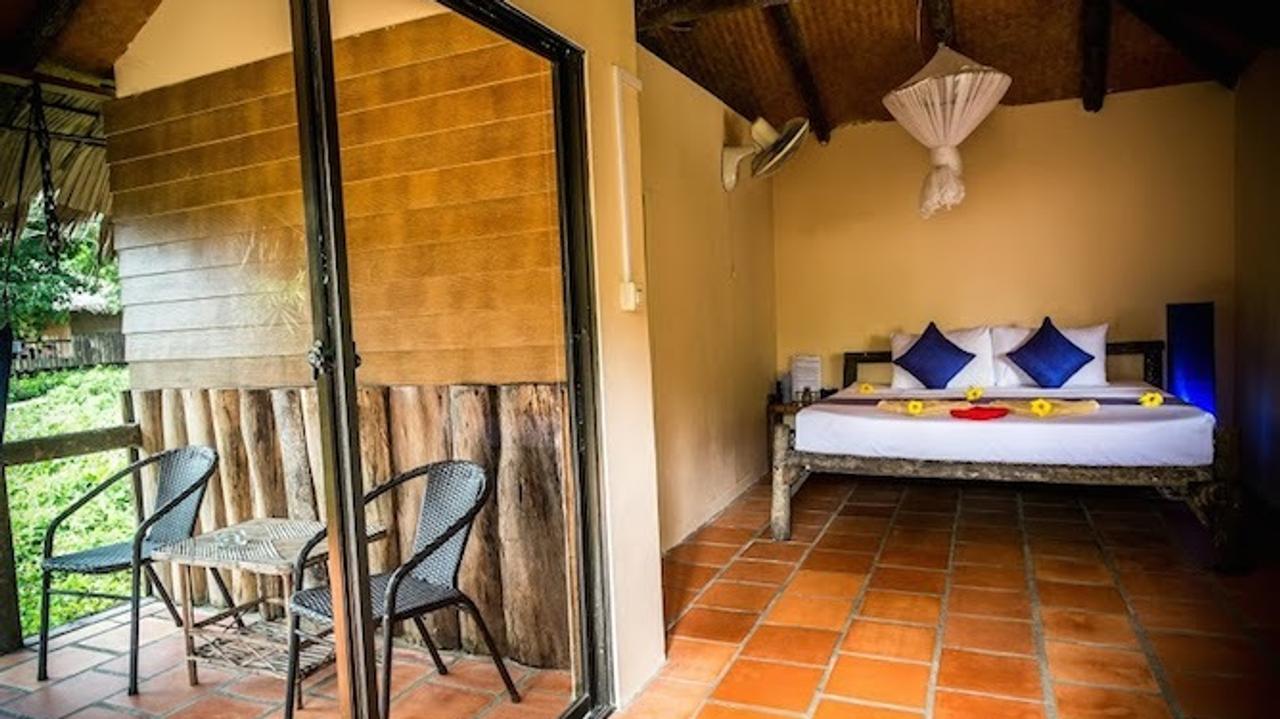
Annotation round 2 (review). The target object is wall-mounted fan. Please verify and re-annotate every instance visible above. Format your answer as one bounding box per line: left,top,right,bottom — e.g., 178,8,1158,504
721,117,809,191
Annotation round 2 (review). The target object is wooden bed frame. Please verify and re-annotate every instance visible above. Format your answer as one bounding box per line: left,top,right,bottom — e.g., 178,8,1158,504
770,341,1240,559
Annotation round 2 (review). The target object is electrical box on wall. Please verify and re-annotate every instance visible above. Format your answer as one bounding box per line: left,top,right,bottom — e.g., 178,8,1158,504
620,281,643,312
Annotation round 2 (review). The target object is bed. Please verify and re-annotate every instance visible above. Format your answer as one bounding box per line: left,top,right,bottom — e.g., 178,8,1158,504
769,341,1239,559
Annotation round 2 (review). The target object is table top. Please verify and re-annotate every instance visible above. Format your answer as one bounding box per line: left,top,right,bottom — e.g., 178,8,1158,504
152,518,382,576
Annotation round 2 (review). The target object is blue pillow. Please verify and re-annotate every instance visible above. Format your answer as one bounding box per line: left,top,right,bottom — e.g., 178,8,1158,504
894,322,976,389
1007,317,1094,388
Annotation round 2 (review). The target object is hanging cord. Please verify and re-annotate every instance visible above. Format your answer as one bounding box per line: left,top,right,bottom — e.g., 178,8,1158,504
29,83,65,264
2,112,35,318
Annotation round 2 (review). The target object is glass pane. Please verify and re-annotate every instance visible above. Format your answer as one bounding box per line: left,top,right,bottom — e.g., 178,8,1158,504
328,6,583,715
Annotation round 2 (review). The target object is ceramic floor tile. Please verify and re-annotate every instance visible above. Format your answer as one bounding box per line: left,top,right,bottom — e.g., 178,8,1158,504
1053,684,1171,719
947,586,1031,619
741,624,840,666
670,608,759,644
812,698,922,718
937,648,1042,700
764,594,853,631
740,541,807,563
668,543,741,567
1037,581,1127,614
1045,641,1158,691
933,690,1046,719
1041,607,1139,647
869,567,946,594
711,658,823,713
860,591,941,625
788,570,865,598
696,581,778,613
943,615,1035,655
842,620,935,662
825,654,929,709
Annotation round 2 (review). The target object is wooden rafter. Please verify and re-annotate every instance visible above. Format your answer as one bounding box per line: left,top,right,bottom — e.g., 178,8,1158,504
923,0,955,48
1117,0,1248,87
763,4,831,143
636,0,790,32
2,0,84,71
1081,0,1112,111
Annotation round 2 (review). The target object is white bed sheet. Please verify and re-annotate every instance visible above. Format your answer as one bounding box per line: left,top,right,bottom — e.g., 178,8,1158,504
794,382,1215,466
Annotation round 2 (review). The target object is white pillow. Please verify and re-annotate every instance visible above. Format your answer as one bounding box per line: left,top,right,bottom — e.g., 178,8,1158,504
992,322,1109,387
891,325,996,389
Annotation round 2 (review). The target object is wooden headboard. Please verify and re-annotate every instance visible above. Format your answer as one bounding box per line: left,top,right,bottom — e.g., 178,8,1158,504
843,340,1166,389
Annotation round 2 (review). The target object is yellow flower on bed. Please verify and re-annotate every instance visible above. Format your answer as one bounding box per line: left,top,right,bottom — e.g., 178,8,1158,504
906,400,925,416
858,382,875,395
1029,398,1053,417
1139,391,1165,408
965,385,984,402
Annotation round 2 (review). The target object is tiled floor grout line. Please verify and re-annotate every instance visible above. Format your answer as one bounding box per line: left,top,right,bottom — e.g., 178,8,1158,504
1081,498,1188,719
688,482,859,718
922,490,961,719
1018,490,1060,719
802,485,906,718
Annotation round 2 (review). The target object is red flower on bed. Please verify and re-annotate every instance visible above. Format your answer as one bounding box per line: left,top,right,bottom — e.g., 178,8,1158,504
950,406,1010,421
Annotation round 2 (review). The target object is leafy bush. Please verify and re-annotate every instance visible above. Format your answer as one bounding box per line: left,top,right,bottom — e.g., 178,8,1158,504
9,369,79,403
6,366,132,637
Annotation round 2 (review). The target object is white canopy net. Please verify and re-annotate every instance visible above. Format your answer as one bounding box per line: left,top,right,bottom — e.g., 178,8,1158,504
882,45,1011,218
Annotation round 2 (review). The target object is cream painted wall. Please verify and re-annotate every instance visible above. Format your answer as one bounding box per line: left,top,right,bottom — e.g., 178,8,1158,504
115,0,447,96
114,0,666,704
638,49,776,551
1234,51,1280,505
773,83,1237,415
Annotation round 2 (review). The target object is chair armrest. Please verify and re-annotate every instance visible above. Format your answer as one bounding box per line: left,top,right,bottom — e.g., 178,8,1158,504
43,454,164,561
293,527,329,592
362,463,434,507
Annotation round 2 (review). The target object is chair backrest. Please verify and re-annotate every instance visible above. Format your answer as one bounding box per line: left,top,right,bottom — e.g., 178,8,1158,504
146,446,218,545
407,461,489,587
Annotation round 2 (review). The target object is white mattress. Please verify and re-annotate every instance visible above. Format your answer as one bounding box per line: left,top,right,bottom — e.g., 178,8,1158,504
794,382,1215,467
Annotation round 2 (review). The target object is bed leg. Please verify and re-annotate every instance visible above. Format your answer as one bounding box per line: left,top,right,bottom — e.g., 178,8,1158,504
1191,429,1248,572
771,465,792,542
771,422,795,541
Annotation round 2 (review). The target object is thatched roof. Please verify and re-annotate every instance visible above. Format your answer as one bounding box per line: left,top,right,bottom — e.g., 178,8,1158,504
638,1,1275,142
0,0,159,254
0,81,110,247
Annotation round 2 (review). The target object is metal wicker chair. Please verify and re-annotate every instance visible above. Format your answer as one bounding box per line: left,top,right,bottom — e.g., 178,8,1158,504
37,445,222,695
284,460,520,719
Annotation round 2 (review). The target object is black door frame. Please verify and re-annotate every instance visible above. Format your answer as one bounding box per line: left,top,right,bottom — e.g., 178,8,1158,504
290,0,613,716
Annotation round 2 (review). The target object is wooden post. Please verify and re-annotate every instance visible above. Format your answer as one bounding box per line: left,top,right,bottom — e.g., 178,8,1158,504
0,466,21,652
299,388,327,520
209,389,257,606
132,390,170,596
387,385,458,648
241,389,287,616
161,389,206,604
182,389,229,606
272,389,319,522
771,420,793,541
449,385,506,655
356,387,398,575
497,384,570,667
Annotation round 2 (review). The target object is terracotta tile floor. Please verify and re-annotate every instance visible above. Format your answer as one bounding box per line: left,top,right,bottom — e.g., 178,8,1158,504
0,602,571,719
634,476,1280,719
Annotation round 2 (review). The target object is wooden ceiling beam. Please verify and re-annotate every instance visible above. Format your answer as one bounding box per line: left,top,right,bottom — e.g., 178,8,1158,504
1080,0,1112,112
763,4,831,143
1117,0,1248,87
636,0,791,33
924,0,955,48
2,0,84,71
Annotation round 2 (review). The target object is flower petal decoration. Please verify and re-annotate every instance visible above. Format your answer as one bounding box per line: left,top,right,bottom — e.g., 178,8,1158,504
906,400,926,416
965,385,984,402
1029,398,1054,417
858,382,876,395
1139,391,1165,408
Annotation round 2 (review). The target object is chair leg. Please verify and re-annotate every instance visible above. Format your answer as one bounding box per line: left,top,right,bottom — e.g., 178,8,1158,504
380,617,395,719
36,570,53,681
128,564,143,695
283,612,302,719
145,564,183,627
411,616,448,676
459,598,520,703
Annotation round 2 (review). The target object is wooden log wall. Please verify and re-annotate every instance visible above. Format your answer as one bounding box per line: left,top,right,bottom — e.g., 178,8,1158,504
129,382,572,669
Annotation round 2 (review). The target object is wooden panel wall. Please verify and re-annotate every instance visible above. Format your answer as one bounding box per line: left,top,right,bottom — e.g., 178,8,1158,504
103,13,564,390
132,382,572,669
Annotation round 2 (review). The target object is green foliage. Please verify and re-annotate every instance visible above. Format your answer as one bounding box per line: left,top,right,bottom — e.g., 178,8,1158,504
6,366,132,636
8,369,77,403
1,197,118,340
